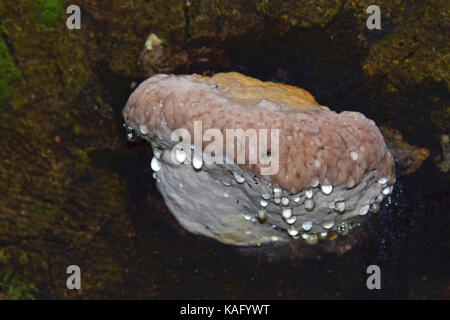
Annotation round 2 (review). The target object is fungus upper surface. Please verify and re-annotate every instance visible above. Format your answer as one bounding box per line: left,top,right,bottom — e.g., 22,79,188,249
123,72,395,194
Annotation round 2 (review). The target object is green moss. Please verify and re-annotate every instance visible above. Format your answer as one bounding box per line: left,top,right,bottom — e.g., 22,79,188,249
362,0,449,89
33,200,56,214
35,0,65,28
0,269,37,300
0,31,21,102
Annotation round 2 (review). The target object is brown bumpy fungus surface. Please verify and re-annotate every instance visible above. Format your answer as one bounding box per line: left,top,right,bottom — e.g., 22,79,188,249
123,72,395,193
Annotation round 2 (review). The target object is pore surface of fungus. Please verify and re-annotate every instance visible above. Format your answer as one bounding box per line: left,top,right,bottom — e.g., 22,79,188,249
123,72,395,246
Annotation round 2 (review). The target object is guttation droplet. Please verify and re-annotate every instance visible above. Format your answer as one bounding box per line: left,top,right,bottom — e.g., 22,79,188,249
370,203,381,213
305,199,315,211
285,216,296,224
321,184,333,195
319,231,328,240
175,148,187,163
192,156,203,170
301,221,312,231
273,187,282,198
305,234,318,245
262,193,271,200
126,125,140,142
139,124,149,135
287,226,299,237
153,148,163,159
335,201,345,213
282,208,292,220
337,223,349,236
359,204,370,216
234,172,245,183
382,186,391,195
257,209,267,222
151,157,161,172
322,220,334,230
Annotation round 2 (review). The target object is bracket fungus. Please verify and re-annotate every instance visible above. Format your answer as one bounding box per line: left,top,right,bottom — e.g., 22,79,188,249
123,72,395,246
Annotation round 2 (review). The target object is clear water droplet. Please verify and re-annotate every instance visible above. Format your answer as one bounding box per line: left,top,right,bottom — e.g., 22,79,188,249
335,200,346,213
285,216,296,224
153,147,163,159
305,199,315,211
139,124,149,135
125,125,140,142
192,155,203,170
257,209,267,222
261,193,271,200
287,226,299,237
242,213,252,221
337,222,349,236
359,204,370,216
322,220,334,230
321,184,333,195
273,187,282,198
376,193,384,202
350,151,358,160
175,148,187,163
281,208,292,220
305,234,318,245
233,172,245,183
318,231,328,240
370,202,381,213
151,157,161,172
301,221,313,231
378,177,388,185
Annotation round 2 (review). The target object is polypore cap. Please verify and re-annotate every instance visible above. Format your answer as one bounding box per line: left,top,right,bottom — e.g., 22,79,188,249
123,72,395,193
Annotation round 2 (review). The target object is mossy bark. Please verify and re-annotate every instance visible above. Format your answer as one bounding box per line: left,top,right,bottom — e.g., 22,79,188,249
0,0,448,298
